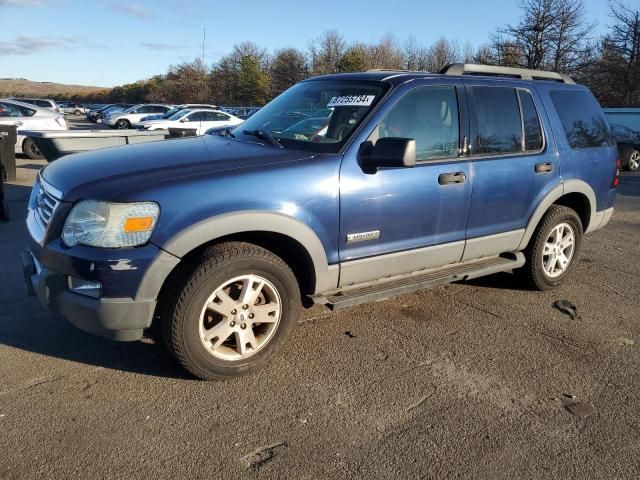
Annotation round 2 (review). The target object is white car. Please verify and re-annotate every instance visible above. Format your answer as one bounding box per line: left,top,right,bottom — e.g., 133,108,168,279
140,109,243,135
10,97,60,113
0,98,67,159
104,104,172,129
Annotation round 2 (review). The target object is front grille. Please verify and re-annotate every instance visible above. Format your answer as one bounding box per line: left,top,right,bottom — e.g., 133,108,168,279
33,180,60,230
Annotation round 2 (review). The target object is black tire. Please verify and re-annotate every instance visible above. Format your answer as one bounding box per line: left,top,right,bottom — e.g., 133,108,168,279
115,119,131,129
161,242,300,380
22,138,44,160
73,110,82,116
519,205,583,291
625,149,640,172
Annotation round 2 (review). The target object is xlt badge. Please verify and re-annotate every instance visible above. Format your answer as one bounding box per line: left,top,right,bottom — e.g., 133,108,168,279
346,230,380,244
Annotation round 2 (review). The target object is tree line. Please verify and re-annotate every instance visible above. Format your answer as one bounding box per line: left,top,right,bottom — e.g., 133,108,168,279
75,0,640,108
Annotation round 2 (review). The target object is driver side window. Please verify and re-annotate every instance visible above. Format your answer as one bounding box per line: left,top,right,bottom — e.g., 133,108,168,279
376,86,460,161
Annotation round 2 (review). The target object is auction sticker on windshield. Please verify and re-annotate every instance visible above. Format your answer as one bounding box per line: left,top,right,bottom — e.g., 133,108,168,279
327,95,376,107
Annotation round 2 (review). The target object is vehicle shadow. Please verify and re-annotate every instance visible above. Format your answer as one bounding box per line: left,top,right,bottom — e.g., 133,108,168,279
462,271,532,292
619,172,640,197
0,182,194,380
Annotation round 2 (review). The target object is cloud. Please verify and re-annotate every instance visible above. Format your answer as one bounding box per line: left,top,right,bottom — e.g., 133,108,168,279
0,35,106,55
109,2,153,19
140,42,184,51
0,0,45,6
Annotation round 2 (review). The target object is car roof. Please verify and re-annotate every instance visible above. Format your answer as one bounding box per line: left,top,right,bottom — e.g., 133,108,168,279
0,98,57,114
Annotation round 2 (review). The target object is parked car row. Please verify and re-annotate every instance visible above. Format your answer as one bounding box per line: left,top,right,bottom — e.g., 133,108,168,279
0,98,67,159
140,106,243,135
85,104,134,123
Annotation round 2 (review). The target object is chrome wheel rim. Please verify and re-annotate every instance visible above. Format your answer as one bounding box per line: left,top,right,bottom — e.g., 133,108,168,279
116,121,128,129
542,222,575,278
630,151,640,171
198,274,281,361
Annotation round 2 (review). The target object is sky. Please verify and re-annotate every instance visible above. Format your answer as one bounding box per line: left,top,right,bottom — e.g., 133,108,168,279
0,0,614,88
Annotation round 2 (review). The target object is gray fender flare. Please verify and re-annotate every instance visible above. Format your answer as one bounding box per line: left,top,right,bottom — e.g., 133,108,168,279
518,179,597,250
159,211,338,294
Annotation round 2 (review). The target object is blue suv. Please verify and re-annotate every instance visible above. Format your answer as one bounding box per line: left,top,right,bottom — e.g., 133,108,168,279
22,64,618,380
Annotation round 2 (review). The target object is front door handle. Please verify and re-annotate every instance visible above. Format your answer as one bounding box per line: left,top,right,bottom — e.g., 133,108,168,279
438,172,466,185
535,162,553,174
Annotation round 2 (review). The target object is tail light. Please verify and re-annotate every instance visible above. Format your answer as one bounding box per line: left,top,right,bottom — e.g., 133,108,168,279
54,115,67,129
612,158,621,187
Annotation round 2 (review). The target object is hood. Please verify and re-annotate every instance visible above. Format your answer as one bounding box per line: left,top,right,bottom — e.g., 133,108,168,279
42,135,316,202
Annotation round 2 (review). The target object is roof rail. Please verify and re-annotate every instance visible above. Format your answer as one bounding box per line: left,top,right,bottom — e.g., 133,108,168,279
367,68,415,73
440,63,575,84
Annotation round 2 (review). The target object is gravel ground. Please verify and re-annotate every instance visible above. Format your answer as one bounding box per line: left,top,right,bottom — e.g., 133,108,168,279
0,148,639,479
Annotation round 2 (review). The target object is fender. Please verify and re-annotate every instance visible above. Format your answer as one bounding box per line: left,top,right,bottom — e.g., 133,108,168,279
159,211,338,294
518,179,597,250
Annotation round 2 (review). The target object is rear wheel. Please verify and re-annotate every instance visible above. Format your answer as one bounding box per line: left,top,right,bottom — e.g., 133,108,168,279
162,242,300,380
73,109,82,116
115,119,131,129
626,149,640,172
519,205,583,290
22,138,44,160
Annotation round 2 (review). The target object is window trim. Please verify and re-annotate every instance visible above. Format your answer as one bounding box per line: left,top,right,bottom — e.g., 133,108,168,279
516,88,546,155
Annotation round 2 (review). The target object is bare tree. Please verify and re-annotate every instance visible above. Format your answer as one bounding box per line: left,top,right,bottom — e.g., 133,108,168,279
269,48,308,96
308,30,346,75
425,37,461,72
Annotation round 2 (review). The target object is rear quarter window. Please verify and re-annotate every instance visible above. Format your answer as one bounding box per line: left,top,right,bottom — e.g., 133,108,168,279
550,90,612,149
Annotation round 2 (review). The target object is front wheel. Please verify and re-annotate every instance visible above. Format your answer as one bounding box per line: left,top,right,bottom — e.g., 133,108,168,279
115,119,131,129
626,149,640,172
22,138,44,160
519,205,583,290
162,242,300,380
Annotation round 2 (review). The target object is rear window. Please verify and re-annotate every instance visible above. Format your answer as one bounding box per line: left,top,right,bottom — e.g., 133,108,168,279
550,90,612,149
474,87,522,155
518,90,543,151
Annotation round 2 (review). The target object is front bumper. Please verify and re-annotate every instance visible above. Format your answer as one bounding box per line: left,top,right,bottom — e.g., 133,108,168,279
22,251,155,341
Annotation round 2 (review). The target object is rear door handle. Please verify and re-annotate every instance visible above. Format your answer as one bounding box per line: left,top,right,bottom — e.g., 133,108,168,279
438,172,466,185
535,162,553,173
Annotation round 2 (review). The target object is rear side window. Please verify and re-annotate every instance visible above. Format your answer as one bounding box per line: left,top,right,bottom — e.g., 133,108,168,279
35,100,51,108
518,90,543,151
550,90,611,149
473,87,522,155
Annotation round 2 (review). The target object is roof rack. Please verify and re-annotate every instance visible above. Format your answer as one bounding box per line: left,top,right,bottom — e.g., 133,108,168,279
440,63,575,84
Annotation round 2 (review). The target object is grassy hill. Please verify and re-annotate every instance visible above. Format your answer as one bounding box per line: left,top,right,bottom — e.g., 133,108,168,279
0,78,109,99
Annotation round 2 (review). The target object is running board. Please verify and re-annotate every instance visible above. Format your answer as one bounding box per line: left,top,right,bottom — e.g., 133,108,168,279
313,253,525,311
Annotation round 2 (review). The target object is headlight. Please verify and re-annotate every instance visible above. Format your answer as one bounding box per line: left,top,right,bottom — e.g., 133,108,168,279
62,200,159,248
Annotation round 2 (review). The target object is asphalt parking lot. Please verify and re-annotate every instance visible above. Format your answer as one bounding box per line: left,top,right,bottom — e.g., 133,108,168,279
1,147,639,478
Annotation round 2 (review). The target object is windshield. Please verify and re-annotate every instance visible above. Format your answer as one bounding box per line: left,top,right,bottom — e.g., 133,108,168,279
168,109,192,121
162,107,183,119
233,80,388,153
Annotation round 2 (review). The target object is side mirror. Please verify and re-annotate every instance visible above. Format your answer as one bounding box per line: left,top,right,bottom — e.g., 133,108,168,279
358,137,416,174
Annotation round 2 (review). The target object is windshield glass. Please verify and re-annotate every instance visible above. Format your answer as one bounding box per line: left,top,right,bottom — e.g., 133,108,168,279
168,109,192,121
162,107,183,119
233,80,388,153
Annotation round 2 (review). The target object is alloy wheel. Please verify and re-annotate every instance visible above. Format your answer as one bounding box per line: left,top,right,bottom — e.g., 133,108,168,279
542,222,575,278
198,274,281,361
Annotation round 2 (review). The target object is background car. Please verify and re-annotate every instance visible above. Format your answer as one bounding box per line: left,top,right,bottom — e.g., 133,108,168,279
0,98,67,159
86,104,134,123
10,97,60,113
59,102,88,116
610,124,640,171
142,108,242,134
104,104,172,129
138,104,219,123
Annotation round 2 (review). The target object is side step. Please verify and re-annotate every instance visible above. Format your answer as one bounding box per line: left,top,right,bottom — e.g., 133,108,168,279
313,253,525,311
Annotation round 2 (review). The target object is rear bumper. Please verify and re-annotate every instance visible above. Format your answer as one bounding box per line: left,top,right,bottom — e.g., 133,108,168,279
22,250,156,341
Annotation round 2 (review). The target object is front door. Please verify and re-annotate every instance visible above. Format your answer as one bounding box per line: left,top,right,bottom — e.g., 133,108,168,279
338,81,473,286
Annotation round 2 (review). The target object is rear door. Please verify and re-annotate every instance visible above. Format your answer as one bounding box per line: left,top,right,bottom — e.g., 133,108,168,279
462,80,559,260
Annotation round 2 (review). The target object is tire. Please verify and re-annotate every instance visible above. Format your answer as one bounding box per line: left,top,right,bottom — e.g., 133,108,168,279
22,138,44,160
73,110,82,116
115,119,131,129
161,242,300,380
519,205,583,290
625,149,640,172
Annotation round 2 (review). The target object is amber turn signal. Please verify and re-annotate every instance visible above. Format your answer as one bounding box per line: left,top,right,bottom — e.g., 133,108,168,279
123,216,154,232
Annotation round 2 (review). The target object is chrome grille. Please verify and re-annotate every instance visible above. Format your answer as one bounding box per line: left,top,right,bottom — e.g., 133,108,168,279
33,180,60,230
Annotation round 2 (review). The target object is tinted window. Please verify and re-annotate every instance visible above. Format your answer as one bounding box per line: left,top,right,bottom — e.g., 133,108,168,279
0,102,35,117
518,90,543,151
35,100,51,108
186,112,205,122
207,112,230,121
551,90,611,149
378,86,460,161
474,87,522,155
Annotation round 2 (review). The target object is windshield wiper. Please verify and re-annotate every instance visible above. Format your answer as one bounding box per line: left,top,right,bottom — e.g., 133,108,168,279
212,126,236,138
243,129,283,148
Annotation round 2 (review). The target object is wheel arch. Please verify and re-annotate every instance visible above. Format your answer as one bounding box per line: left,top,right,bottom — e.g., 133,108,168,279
518,180,596,250
158,211,338,297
